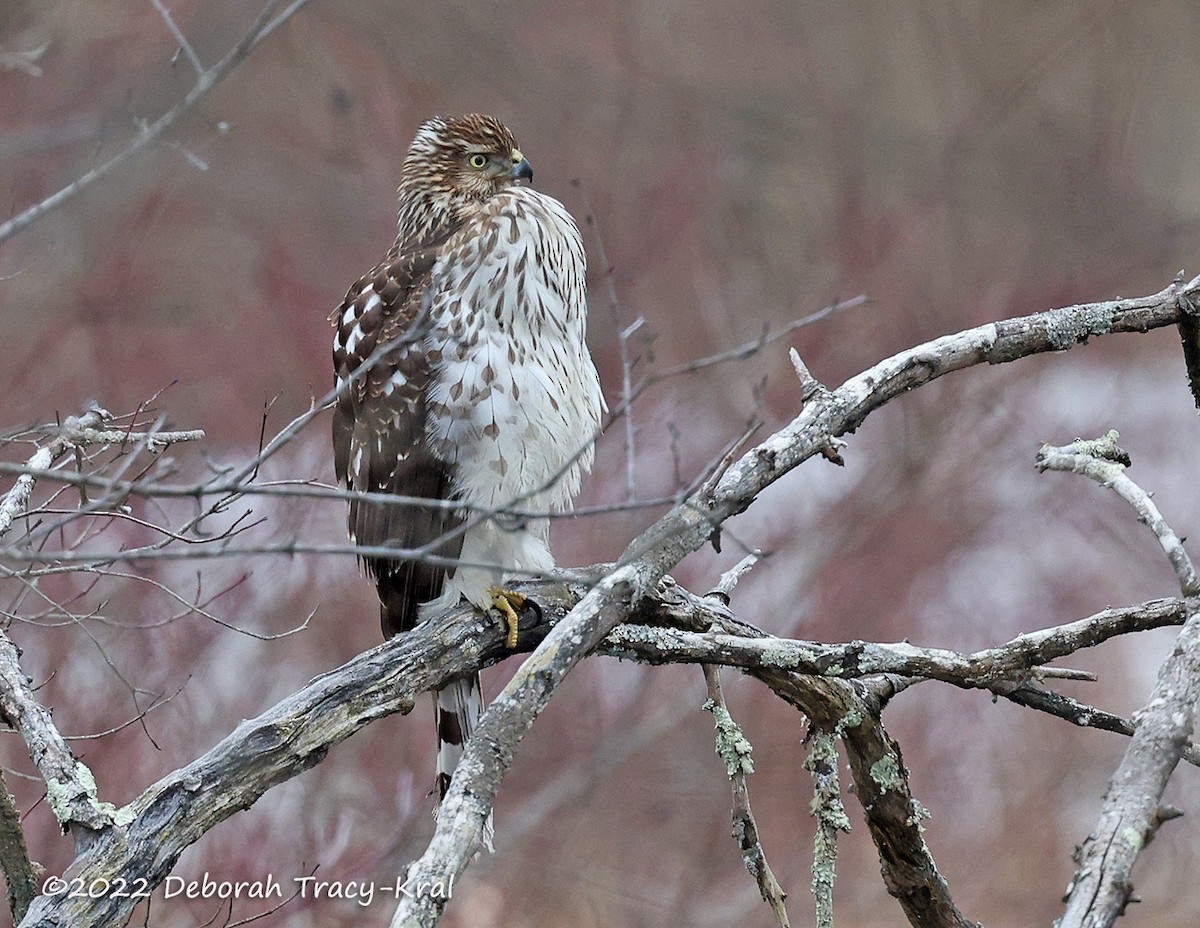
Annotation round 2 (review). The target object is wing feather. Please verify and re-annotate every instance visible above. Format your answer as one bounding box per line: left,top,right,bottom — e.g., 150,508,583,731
331,247,464,636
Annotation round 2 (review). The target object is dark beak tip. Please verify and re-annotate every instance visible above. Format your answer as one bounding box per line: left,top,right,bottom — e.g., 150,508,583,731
512,159,534,183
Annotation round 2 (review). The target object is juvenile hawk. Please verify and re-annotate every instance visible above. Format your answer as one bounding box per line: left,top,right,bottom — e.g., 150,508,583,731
331,115,604,814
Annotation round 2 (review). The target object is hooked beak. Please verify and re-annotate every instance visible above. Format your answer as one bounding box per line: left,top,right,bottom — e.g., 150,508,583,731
510,153,533,183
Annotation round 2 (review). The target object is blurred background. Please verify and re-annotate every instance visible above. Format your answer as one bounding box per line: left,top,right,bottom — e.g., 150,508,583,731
4,1,1200,925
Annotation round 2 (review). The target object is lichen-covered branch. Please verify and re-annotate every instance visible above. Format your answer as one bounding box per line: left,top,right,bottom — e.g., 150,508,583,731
0,625,127,853
759,669,970,928
16,599,510,927
603,598,1200,762
604,598,1185,687
703,665,790,927
390,274,1200,928
0,766,40,923
805,731,850,928
11,570,1188,927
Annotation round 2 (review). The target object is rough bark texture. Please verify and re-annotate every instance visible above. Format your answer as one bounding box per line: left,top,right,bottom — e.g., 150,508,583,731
8,277,1200,927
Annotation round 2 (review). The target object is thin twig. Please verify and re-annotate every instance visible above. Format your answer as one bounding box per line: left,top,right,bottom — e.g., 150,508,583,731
706,550,762,604
574,181,640,500
1037,431,1199,595
647,295,869,384
0,408,112,538
149,0,204,75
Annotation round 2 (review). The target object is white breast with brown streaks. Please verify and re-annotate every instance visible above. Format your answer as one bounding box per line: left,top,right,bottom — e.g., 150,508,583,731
420,186,604,610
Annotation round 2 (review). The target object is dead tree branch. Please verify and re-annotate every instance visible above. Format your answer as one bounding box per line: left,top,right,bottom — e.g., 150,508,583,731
0,625,125,850
14,599,504,927
1039,436,1200,928
10,277,1200,928
805,730,850,928
391,275,1200,928
0,766,39,923
10,574,1191,927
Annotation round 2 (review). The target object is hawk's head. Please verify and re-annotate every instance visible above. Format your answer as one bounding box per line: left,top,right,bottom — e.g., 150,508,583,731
396,114,533,243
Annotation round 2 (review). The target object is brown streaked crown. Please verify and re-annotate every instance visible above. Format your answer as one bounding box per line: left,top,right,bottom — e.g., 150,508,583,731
395,114,527,246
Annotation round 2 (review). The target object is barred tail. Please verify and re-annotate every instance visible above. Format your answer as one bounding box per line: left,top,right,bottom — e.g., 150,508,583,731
433,673,494,849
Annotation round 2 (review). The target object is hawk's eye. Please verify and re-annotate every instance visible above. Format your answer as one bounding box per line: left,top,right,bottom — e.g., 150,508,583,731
468,153,489,169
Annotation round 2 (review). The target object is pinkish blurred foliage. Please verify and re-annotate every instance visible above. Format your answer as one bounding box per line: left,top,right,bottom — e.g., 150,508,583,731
4,1,1200,926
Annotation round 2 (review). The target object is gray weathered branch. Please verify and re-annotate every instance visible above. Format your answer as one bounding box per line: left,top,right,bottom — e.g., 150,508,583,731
1040,437,1200,928
0,625,125,851
12,572,1188,927
390,273,1200,927
0,766,39,923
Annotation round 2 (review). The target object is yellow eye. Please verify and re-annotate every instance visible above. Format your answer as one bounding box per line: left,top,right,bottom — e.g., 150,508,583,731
468,153,488,169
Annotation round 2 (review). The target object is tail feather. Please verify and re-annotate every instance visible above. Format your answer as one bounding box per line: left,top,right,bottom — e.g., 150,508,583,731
434,673,494,850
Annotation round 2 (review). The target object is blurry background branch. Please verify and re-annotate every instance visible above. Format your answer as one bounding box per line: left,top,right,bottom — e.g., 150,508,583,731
0,0,311,246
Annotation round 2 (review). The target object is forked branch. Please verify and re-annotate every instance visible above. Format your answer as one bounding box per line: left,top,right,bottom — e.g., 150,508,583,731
1040,436,1200,928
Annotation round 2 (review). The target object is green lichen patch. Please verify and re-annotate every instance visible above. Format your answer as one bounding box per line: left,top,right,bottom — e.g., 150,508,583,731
869,753,903,792
703,698,755,777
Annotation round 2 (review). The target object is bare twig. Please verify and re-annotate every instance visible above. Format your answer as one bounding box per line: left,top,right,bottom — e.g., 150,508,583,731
1037,431,1199,594
647,295,869,384
72,427,205,450
0,408,112,539
706,550,762,604
576,185,640,500
150,0,204,75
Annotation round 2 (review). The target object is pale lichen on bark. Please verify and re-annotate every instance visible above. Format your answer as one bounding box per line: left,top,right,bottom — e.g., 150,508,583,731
703,697,755,777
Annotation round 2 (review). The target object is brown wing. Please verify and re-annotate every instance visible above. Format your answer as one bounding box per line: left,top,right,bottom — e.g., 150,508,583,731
331,247,464,637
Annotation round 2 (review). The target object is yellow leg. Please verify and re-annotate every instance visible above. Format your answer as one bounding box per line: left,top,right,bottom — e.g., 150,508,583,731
489,587,529,649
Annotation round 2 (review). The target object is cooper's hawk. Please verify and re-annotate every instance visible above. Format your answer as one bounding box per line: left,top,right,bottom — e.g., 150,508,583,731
331,115,604,824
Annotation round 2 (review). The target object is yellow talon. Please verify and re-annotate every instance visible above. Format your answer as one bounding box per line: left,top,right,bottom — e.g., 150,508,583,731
489,588,527,649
